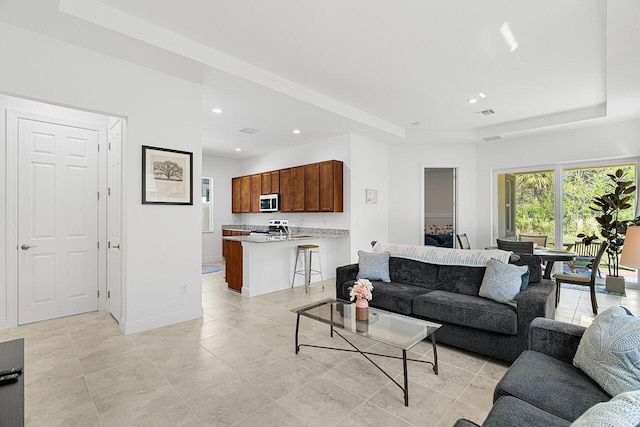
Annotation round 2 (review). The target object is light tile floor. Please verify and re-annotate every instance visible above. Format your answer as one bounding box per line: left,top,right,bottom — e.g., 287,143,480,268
3,266,640,426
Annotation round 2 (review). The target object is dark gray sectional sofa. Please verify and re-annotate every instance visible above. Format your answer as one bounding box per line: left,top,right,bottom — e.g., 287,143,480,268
335,253,556,362
454,318,611,426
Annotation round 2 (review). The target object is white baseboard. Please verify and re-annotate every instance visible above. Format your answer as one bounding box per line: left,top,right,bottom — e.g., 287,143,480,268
202,256,223,264
120,307,203,335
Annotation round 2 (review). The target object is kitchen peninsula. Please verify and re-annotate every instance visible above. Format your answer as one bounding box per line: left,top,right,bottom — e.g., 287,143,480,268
222,225,349,296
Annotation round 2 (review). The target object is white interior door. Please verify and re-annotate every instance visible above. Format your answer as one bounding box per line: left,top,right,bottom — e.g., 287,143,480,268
18,117,99,324
107,118,122,321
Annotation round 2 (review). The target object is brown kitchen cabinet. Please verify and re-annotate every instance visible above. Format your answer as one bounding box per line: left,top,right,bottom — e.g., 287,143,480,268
240,176,251,212
226,240,243,292
222,230,232,257
231,178,241,213
304,163,320,211
279,168,292,212
261,173,271,195
231,160,343,213
292,166,305,212
270,170,280,194
250,174,261,212
319,160,343,212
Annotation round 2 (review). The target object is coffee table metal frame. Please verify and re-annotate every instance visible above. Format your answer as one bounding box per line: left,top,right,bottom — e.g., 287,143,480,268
292,299,441,406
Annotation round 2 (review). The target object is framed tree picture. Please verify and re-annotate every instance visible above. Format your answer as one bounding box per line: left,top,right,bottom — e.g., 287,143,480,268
142,145,193,205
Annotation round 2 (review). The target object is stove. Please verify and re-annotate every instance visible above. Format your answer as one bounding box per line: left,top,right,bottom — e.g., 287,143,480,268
268,219,289,234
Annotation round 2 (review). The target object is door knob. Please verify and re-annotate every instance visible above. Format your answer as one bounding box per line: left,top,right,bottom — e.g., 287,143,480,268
112,244,120,249
20,244,37,250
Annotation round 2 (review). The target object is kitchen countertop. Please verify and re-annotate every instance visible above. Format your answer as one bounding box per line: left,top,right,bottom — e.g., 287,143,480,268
221,225,349,241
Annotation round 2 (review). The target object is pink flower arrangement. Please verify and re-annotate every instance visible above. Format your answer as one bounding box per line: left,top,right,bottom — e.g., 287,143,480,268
349,278,374,301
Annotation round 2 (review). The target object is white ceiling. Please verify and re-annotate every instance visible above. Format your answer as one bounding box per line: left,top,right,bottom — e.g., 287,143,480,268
2,0,640,158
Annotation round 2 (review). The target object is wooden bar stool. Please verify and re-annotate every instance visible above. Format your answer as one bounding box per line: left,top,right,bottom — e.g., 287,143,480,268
291,244,324,292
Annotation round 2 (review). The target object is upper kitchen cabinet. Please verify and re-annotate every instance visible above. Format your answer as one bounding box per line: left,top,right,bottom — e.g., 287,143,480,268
250,174,261,212
230,160,343,213
320,160,343,212
232,177,242,213
270,171,280,194
292,166,305,212
261,173,271,195
279,168,292,212
240,175,251,212
305,163,320,211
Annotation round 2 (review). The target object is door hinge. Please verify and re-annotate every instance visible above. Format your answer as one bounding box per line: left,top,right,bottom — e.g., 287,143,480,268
108,241,111,249
97,289,100,297
108,142,111,150
108,290,111,299
108,187,111,196
98,144,100,152
97,241,100,249
97,191,100,200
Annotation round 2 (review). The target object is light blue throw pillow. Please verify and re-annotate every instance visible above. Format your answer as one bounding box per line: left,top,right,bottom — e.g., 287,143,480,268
479,259,528,307
570,390,640,427
573,306,640,397
356,250,391,282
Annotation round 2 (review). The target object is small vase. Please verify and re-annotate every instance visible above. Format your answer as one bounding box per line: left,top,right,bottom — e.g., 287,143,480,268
355,298,369,321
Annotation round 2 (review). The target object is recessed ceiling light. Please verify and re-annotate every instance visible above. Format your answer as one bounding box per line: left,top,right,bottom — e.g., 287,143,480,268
235,148,242,152
478,93,487,98
211,108,223,114
292,129,301,134
468,98,478,104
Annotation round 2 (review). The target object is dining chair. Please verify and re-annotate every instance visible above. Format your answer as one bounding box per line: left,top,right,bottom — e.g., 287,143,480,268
569,240,603,277
456,233,470,249
519,234,548,248
552,241,608,314
497,239,534,254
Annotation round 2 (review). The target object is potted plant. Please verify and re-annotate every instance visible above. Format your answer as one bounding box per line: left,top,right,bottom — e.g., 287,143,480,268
590,169,637,292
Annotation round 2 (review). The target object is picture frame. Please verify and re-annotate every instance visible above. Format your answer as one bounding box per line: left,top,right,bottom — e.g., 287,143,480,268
366,188,378,204
142,145,193,205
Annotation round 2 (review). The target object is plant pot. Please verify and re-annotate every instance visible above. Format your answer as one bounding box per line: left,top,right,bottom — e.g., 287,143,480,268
605,275,625,294
355,298,369,321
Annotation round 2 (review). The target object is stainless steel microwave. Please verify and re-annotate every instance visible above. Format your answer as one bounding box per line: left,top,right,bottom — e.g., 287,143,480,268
260,194,279,212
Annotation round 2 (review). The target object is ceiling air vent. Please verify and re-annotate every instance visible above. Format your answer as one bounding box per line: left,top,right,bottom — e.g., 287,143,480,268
482,135,503,142
476,109,495,116
239,128,259,134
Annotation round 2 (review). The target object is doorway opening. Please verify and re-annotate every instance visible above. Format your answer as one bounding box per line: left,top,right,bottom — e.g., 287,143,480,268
423,168,457,248
1,94,124,328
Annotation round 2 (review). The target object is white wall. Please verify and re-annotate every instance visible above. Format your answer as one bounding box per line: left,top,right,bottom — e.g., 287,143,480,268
202,155,242,262
0,23,203,333
475,119,640,248
235,134,352,230
388,143,478,247
350,134,389,261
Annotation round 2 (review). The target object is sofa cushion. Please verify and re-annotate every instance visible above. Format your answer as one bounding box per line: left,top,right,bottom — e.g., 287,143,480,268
388,257,438,289
479,259,529,307
570,390,640,427
356,250,391,282
412,290,517,335
495,350,610,422
437,265,486,296
367,282,432,315
510,254,542,283
482,396,570,427
573,306,640,397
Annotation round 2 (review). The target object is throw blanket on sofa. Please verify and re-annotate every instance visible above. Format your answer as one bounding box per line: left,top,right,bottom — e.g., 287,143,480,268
372,242,512,267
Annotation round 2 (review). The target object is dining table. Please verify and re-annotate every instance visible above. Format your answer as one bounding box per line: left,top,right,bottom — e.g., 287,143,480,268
533,248,578,280
485,246,577,280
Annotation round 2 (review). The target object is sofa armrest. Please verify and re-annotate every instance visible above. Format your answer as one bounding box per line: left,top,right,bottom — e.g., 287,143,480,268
335,263,358,300
529,317,586,364
514,279,556,357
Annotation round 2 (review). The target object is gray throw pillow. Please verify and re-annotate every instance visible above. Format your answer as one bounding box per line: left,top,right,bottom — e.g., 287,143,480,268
573,306,640,396
356,250,391,282
570,390,640,427
479,259,528,307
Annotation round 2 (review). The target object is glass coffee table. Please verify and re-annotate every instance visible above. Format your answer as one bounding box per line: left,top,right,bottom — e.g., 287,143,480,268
292,299,441,406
